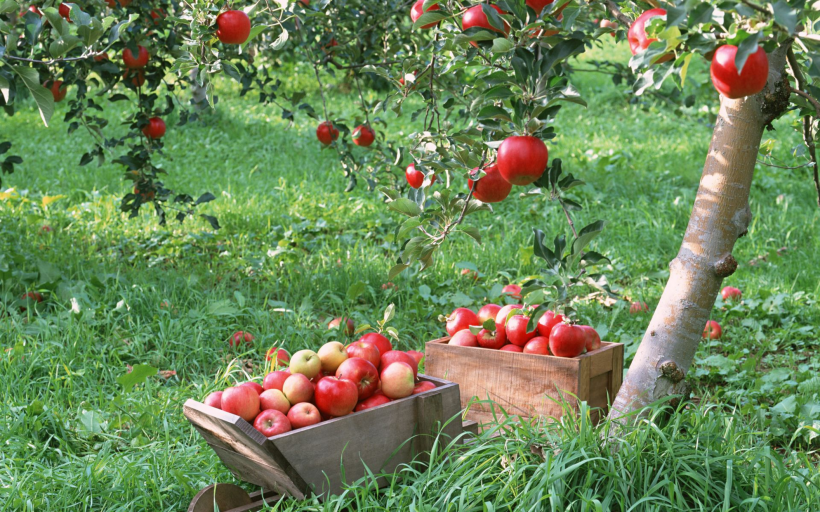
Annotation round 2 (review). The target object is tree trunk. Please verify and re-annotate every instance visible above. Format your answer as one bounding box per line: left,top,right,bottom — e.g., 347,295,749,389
190,68,208,111
609,46,792,419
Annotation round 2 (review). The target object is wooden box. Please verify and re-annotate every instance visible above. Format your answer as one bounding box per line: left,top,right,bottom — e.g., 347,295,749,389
425,339,624,426
183,375,467,503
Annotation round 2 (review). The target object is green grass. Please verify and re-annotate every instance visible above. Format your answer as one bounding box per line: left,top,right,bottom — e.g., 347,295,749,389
1,41,819,510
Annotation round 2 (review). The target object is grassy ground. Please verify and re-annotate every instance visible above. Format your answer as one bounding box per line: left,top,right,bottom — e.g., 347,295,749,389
1,41,819,510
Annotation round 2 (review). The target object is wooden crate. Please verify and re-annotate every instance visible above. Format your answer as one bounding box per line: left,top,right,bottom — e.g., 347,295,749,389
425,338,624,426
183,374,468,506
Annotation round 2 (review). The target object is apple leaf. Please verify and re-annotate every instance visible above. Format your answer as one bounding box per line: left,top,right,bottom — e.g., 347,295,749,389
346,281,366,301
116,364,158,392
387,198,422,217
11,66,54,126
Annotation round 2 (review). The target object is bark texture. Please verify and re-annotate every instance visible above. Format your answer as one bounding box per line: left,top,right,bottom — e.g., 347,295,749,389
609,46,791,419
190,68,208,111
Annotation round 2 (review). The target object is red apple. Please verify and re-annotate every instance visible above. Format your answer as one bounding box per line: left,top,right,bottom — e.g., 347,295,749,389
360,332,392,356
58,2,71,21
549,323,586,358
710,45,768,99
345,341,381,368
461,268,479,280
263,370,290,391
578,325,601,352
449,330,478,347
289,349,321,378
462,4,509,48
335,357,380,400
318,341,348,373
352,125,375,147
497,136,548,186
239,381,264,395
721,286,742,301
412,381,437,395
477,304,502,325
380,362,415,399
123,69,145,87
266,347,290,367
287,402,321,428
506,314,537,347
410,0,440,29
122,45,149,69
328,316,355,335
379,351,418,378
314,377,359,417
316,121,339,145
627,8,673,63
259,389,291,414
468,163,513,203
216,9,251,45
629,301,649,314
445,307,480,336
500,344,523,352
355,392,392,411
253,409,291,437
405,163,436,189
526,0,555,14
141,117,166,140
523,336,550,355
221,386,260,421
282,373,314,404
203,391,223,409
703,320,722,339
536,311,564,338
44,80,67,103
477,326,507,349
495,304,523,329
406,350,424,365
502,284,522,300
229,331,253,347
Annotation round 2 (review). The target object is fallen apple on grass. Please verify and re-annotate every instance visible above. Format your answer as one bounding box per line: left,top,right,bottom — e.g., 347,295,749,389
230,331,254,347
703,320,722,339
266,347,290,366
721,286,742,301
328,317,355,335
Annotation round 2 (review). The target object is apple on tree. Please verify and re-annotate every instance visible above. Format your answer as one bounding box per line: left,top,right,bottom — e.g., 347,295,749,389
497,136,548,186
122,45,150,69
215,9,251,45
316,121,339,145
468,164,512,203
405,163,436,189
627,9,674,63
710,46,769,99
410,0,440,29
141,117,166,140
44,81,67,103
352,125,376,147
461,4,510,48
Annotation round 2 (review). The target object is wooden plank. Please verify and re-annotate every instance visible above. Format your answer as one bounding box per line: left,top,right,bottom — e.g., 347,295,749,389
188,483,251,512
588,343,617,378
414,392,443,460
577,357,591,403
461,420,479,437
610,343,624,399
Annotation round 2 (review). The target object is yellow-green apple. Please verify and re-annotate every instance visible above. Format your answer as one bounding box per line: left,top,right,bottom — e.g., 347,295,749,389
500,344,523,352
412,381,436,395
259,389,291,414
328,317,355,335
359,332,392,355
318,341,348,373
721,286,742,301
449,330,478,347
240,381,264,395
314,377,359,417
477,326,506,349
263,370,290,391
203,391,223,409
549,324,585,357
230,331,254,347
506,314,537,347
221,386,260,421
282,374,314,404
407,350,424,365
354,391,392,411
287,402,321,428
253,409,292,437
380,351,418,378
578,325,601,351
289,349,321,378
345,340,381,368
703,320,722,339
380,362,415,399
536,311,564,337
523,336,550,355
446,308,479,335
335,357,380,400
477,304,501,324
266,347,290,367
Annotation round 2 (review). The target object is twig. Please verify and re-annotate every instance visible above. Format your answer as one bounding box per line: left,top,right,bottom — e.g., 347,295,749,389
353,73,370,125
739,0,770,16
603,0,632,28
326,58,402,70
3,52,105,64
559,199,578,238
786,48,820,207
312,61,330,121
789,86,820,117
756,159,812,170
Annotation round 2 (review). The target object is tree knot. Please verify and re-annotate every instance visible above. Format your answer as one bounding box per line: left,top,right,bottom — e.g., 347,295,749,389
658,360,686,383
761,73,791,125
714,254,738,278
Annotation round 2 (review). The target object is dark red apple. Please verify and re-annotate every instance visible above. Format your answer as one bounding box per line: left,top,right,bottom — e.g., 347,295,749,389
497,136,548,186
253,409,291,437
536,311,564,337
335,357,380,400
141,117,166,140
44,80,67,103
410,0,440,29
468,164,512,203
405,163,436,189
446,308,480,336
359,332,392,356
477,327,507,349
352,125,375,147
216,9,251,44
506,314,537,347
355,392,392,411
412,381,437,394
578,325,601,352
710,45,768,99
703,320,722,339
462,4,509,48
122,45,149,69
477,304,502,324
316,121,339,145
548,323,586,358
314,377,359,417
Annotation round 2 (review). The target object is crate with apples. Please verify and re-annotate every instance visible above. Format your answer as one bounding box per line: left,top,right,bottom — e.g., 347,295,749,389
425,303,624,428
184,327,472,508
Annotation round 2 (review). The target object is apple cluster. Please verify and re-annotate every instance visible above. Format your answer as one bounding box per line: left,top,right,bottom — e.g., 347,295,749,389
203,332,431,438
444,303,601,358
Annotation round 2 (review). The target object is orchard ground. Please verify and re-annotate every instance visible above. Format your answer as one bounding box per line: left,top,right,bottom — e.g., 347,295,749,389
2,42,819,510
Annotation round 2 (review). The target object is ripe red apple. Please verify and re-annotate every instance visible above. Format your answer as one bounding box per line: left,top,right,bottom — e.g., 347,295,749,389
263,370,290,391
328,316,355,335
352,125,375,147
203,391,223,409
380,362,415,399
259,389,291,414
405,163,436,189
703,320,722,339
446,308,480,336
93,52,109,62
523,336,550,355
287,402,321,428
468,163,512,203
122,45,149,69
495,304,523,329
289,349,321,378
44,80,67,103
461,268,479,280
316,121,339,145
549,323,586,358
355,392,392,411
123,69,145,87
710,45,769,99
721,286,742,301
141,117,166,140
318,341,348,373
500,344,523,352
578,325,601,352
345,341,381,368
406,350,424,365
536,310,564,337
462,4,509,48
497,136,548,186
360,332,392,356
413,381,437,394
629,301,649,314
21,291,43,304
410,0,440,29
502,284,522,300
221,386,260,421
133,185,155,201
627,8,673,63
229,331,254,347
526,0,555,14
216,10,251,45
150,8,164,24
449,330,478,347
477,304,501,324
239,381,264,395
600,19,617,29
27,5,43,16
477,326,507,349
58,3,71,21
335,357,380,400
282,373,314,404
506,314,537,347
314,377,359,417
380,351,418,378
253,409,291,437
265,347,290,366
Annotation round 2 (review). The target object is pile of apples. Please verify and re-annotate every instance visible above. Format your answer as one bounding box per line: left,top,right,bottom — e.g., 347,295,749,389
444,303,601,358
203,331,430,438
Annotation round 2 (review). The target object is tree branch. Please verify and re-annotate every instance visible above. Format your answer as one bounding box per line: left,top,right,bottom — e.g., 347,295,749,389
786,49,820,207
3,52,105,64
739,0,771,16
603,0,632,28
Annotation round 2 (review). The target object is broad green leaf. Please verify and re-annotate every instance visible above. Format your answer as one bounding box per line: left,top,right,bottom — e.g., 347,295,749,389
11,66,54,126
491,38,514,54
735,32,762,73
771,0,798,35
413,11,447,30
383,303,395,323
0,0,17,14
270,28,288,50
116,364,158,391
387,198,422,217
679,52,694,87
78,410,106,433
388,263,409,279
459,226,482,245
346,281,366,301
0,75,9,103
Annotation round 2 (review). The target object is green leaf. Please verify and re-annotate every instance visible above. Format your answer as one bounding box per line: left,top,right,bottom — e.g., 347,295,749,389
459,226,482,245
383,303,395,323
771,0,798,35
0,75,9,103
270,28,288,51
491,38,514,54
234,290,246,307
0,0,17,14
477,105,512,122
116,364,158,391
206,300,239,316
413,11,447,30
735,32,762,73
11,66,54,126
346,281,366,301
37,259,62,283
387,198,422,217
78,410,106,433
570,220,606,267
533,228,557,265
388,263,409,279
